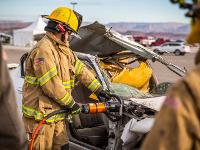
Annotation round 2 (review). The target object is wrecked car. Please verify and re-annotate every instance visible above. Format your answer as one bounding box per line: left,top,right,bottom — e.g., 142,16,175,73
9,22,186,150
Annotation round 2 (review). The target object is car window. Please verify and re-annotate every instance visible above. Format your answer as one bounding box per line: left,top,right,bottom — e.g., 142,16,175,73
169,43,180,46
162,44,168,46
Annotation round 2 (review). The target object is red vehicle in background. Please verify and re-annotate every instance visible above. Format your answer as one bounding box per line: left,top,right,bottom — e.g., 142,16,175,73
150,38,170,46
133,36,147,44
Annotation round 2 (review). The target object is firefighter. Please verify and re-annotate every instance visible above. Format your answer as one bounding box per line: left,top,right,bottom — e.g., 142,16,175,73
0,42,28,149
22,7,108,150
141,1,200,149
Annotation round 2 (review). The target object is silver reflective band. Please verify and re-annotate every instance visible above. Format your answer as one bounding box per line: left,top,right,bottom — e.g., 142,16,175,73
38,66,57,86
25,66,57,86
75,59,84,76
22,105,66,123
87,79,101,92
63,80,74,89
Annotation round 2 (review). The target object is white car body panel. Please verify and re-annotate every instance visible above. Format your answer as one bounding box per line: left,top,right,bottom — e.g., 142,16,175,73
152,42,191,54
129,96,166,111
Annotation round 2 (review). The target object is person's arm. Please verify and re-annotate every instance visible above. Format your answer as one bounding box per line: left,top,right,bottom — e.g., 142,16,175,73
32,47,76,108
141,81,199,150
0,43,28,149
73,54,103,94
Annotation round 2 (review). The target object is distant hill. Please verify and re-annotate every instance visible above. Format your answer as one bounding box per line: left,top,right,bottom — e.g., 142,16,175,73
123,30,186,40
0,20,189,40
106,22,190,34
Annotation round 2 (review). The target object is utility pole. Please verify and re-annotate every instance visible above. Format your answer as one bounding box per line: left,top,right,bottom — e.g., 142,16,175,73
70,2,78,10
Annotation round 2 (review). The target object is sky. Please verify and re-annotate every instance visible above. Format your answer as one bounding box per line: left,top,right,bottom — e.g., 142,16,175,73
0,0,190,23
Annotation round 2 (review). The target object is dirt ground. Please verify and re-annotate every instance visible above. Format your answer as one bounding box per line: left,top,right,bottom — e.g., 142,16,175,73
3,45,197,83
150,53,196,83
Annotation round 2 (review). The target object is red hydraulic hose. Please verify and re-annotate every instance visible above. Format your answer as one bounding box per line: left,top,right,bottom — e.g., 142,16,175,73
29,118,46,150
29,109,68,150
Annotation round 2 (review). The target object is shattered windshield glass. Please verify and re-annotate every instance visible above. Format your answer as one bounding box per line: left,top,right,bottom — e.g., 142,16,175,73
83,58,155,99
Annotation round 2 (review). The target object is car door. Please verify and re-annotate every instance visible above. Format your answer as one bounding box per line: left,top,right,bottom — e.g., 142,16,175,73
161,43,169,52
169,43,181,52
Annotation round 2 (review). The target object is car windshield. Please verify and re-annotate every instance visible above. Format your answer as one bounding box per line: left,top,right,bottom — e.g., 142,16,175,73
78,58,155,99
81,55,160,99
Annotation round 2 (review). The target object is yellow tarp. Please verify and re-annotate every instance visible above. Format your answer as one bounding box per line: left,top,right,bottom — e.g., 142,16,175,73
112,62,152,93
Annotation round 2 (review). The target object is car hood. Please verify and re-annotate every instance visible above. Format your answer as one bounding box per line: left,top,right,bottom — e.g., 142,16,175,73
70,22,186,77
70,21,161,60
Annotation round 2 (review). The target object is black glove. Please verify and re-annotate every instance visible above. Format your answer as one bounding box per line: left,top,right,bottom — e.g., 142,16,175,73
70,103,81,115
97,90,111,102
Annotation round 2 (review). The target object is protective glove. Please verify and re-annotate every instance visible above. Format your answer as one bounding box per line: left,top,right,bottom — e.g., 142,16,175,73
97,89,111,102
70,103,81,115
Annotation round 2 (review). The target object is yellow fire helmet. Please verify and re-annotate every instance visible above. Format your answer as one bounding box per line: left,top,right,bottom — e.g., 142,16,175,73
44,7,82,34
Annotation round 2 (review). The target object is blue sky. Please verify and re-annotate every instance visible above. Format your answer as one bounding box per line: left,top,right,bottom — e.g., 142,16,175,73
0,0,190,23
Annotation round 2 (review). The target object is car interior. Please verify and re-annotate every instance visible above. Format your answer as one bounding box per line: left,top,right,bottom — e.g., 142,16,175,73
69,60,109,149
67,57,172,149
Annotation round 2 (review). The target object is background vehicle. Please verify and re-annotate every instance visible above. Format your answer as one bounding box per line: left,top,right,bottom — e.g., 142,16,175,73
150,38,170,46
152,41,191,55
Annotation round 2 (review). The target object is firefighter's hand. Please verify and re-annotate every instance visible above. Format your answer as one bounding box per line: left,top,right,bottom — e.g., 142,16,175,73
97,90,111,102
70,103,81,115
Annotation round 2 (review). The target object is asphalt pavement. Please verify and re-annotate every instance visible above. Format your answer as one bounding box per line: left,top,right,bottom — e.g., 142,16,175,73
150,53,196,83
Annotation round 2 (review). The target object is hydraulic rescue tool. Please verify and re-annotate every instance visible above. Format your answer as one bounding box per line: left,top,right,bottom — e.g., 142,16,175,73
29,93,123,150
82,94,123,122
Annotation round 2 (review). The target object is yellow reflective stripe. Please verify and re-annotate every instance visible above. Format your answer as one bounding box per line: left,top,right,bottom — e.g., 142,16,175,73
22,105,66,123
25,74,74,89
72,107,81,114
38,66,57,86
87,79,101,92
58,92,74,107
93,83,101,92
75,60,84,76
88,79,96,89
76,63,83,76
22,105,44,121
25,76,39,85
63,80,74,89
68,100,75,108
